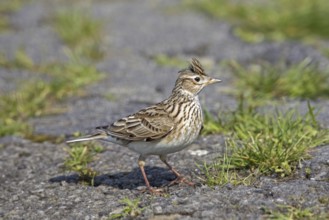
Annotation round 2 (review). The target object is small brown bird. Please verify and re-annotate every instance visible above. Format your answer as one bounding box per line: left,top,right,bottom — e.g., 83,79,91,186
67,58,221,193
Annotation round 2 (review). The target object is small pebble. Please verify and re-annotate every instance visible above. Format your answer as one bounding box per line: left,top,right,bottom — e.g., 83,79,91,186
153,206,163,214
188,149,208,156
276,198,285,203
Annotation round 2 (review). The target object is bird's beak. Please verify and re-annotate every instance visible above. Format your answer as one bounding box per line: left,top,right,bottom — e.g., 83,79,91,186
207,78,222,85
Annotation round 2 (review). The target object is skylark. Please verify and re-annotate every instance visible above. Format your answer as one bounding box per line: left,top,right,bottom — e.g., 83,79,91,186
67,58,221,193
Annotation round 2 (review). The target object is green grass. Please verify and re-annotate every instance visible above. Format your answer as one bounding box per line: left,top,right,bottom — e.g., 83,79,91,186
0,80,54,136
202,110,227,135
186,0,329,42
0,0,25,32
263,204,314,220
228,59,329,100
109,198,144,219
0,7,108,184
0,0,22,13
198,146,255,186
202,59,329,184
54,9,104,60
227,106,328,176
64,142,104,185
0,50,104,137
264,204,329,219
0,5,108,184
153,54,187,68
202,100,329,180
323,48,329,58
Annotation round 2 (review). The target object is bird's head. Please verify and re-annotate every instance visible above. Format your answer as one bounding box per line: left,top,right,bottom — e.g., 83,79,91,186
173,58,221,96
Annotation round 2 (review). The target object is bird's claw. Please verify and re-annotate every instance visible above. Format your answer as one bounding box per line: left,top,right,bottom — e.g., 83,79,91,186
139,187,167,195
167,176,195,187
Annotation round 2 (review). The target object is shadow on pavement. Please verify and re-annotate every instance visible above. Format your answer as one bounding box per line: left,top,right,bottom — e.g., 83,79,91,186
49,166,178,190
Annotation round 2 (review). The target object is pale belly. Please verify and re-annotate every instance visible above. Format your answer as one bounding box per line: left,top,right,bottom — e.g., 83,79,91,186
127,119,202,156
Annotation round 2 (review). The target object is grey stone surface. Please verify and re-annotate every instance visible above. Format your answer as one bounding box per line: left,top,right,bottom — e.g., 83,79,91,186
0,0,328,219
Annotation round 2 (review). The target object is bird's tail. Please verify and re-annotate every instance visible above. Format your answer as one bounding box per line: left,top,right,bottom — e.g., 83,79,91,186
66,132,107,144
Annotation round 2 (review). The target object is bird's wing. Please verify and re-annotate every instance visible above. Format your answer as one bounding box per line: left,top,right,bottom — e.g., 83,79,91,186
99,105,174,141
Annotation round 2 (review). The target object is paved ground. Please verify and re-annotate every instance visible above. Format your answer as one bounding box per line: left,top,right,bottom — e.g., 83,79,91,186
0,0,328,219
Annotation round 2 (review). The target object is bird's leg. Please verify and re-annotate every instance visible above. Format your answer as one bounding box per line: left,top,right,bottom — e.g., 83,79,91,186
138,156,164,194
159,155,194,187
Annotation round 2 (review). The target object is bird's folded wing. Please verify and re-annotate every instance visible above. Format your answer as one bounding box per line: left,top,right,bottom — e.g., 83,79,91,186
104,109,174,141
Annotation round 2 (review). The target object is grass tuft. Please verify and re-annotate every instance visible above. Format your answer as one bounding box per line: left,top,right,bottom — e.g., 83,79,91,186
186,0,329,42
198,145,255,186
153,54,187,68
54,9,104,61
229,59,329,100
0,0,25,32
0,49,34,69
109,198,144,219
202,99,329,179
0,80,54,136
202,110,226,135
228,108,328,176
0,51,104,137
64,142,104,185
263,204,314,220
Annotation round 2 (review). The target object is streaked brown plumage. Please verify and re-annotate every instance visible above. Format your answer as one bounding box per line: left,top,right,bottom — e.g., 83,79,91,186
67,58,221,193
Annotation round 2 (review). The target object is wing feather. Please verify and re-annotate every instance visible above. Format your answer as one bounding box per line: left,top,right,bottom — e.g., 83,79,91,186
101,105,174,142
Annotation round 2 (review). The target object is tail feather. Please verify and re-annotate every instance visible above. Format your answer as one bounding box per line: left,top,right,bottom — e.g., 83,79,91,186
66,133,106,144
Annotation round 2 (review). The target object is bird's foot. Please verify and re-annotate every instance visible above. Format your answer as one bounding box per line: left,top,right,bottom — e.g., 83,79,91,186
139,187,167,195
167,176,195,187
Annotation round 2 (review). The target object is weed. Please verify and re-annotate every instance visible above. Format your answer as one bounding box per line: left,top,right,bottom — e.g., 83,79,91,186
42,58,104,99
229,59,329,100
240,105,328,176
198,144,255,186
109,198,144,219
0,49,34,69
0,51,104,137
202,109,227,135
25,134,65,144
0,118,31,137
263,204,314,220
322,48,329,58
54,9,104,60
202,96,256,135
186,0,329,42
64,142,103,185
0,0,25,32
203,99,329,177
0,0,23,14
0,80,53,136
153,54,187,68
104,93,117,101
0,7,106,181
318,197,329,205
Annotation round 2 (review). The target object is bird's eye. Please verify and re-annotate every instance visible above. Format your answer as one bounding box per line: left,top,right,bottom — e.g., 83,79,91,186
194,77,200,82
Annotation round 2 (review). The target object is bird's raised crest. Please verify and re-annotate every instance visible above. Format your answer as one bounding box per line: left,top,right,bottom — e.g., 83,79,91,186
189,58,206,76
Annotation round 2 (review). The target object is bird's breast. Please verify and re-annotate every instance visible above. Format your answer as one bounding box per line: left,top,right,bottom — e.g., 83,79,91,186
127,98,203,156
163,99,203,147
